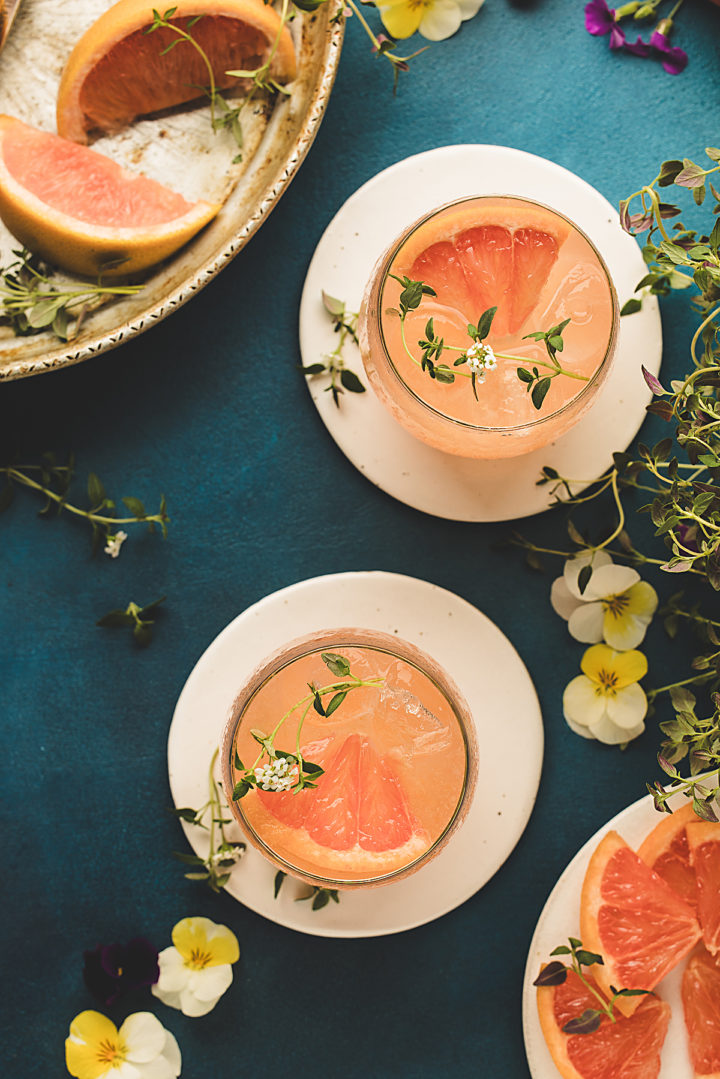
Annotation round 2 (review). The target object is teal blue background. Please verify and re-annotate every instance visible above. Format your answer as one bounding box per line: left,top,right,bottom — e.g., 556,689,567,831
1,1,719,1075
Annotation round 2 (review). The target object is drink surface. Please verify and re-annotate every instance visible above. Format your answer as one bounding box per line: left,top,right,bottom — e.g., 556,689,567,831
379,196,615,428
231,645,469,883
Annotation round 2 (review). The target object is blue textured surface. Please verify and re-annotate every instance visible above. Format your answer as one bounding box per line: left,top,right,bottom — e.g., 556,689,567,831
1,2,719,1076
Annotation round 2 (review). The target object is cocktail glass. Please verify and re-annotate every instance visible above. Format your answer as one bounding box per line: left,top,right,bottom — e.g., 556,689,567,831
358,194,619,459
221,627,478,890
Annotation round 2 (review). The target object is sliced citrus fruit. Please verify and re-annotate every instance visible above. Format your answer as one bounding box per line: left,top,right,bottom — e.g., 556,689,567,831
536,967,670,1079
637,802,699,911
682,943,720,1079
0,115,218,278
580,830,701,1015
687,822,720,956
56,0,297,143
396,202,571,338
254,733,426,875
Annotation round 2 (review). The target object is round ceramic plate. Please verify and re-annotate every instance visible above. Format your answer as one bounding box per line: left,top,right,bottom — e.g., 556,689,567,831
0,0,343,381
299,145,662,523
522,790,696,1079
168,570,544,938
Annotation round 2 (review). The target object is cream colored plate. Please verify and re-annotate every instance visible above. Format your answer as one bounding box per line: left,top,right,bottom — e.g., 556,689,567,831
0,0,343,381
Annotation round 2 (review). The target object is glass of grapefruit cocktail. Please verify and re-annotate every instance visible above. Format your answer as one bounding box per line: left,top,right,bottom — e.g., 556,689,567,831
221,628,478,889
358,195,619,459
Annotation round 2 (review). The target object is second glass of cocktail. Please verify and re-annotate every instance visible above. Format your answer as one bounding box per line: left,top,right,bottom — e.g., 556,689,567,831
221,628,478,889
358,195,619,459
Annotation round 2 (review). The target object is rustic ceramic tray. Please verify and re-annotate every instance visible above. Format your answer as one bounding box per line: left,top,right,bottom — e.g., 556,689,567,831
0,0,343,381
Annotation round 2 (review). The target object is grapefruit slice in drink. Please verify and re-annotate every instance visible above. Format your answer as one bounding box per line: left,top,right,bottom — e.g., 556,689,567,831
580,830,701,1015
682,943,720,1079
687,821,720,956
0,115,218,277
395,201,572,338
254,733,426,876
637,802,699,911
536,967,670,1079
56,0,297,143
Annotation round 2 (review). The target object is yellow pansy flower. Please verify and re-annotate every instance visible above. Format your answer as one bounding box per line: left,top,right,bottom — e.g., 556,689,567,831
378,0,485,42
551,551,658,650
152,917,240,1017
563,643,648,745
65,1010,181,1079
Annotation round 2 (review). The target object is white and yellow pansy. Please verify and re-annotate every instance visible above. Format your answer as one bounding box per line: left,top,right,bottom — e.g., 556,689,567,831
563,643,648,745
65,1010,181,1079
551,550,658,650
377,0,485,42
152,917,239,1017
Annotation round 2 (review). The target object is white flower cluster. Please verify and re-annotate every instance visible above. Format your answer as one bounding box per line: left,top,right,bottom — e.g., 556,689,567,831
254,756,299,792
103,529,127,558
465,341,497,380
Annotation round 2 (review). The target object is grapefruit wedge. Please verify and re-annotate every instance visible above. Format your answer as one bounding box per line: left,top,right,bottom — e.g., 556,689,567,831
687,822,720,956
536,968,670,1079
580,831,701,1015
637,802,699,911
0,115,219,278
56,0,297,143
255,733,426,875
395,202,571,338
682,944,720,1079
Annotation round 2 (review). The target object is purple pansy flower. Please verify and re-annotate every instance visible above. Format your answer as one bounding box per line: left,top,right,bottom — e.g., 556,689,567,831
584,0,616,35
650,30,688,75
83,937,160,1005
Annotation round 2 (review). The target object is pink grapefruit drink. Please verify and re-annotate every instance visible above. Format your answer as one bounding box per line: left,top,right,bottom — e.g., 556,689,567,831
358,195,619,459
221,629,477,889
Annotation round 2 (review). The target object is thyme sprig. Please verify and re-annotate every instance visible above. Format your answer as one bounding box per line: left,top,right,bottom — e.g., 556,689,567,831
231,651,384,800
0,452,169,553
533,938,649,1034
303,292,366,407
96,596,166,647
172,749,246,892
274,870,340,910
0,249,142,342
388,273,588,410
648,685,720,821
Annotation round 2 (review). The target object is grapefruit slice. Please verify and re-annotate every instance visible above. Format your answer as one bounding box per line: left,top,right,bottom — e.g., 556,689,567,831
0,115,218,278
580,831,701,1015
255,733,425,873
396,202,571,338
536,968,670,1079
637,802,699,911
682,944,720,1079
687,822,720,956
56,0,297,143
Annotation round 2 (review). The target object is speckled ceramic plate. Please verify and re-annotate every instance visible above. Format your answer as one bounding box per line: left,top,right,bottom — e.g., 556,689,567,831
0,0,343,381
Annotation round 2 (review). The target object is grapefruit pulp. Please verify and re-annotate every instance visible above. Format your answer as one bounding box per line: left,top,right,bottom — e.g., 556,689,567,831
580,830,701,1015
536,968,670,1079
56,0,297,143
637,801,699,911
0,115,218,277
682,943,720,1079
687,821,720,956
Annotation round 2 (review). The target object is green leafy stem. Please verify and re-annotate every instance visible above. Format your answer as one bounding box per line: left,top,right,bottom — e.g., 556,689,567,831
302,291,366,407
231,652,384,800
533,938,649,1034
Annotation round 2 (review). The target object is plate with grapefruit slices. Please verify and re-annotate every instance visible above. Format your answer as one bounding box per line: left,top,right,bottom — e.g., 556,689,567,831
522,792,720,1079
0,0,343,381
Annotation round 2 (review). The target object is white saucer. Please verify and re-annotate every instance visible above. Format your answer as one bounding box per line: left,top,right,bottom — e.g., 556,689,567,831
522,790,695,1079
168,571,544,938
299,145,662,522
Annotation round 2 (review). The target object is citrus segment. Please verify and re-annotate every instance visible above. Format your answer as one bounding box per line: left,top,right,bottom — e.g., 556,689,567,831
357,738,415,852
580,831,701,1015
0,115,218,277
536,968,670,1079
682,944,720,1079
57,0,297,143
687,822,720,956
637,802,699,911
304,734,361,851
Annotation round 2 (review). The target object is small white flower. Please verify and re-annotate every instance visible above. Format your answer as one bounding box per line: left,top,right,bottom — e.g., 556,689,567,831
152,917,240,1018
66,1010,181,1079
254,756,299,792
551,550,658,650
103,530,128,559
563,644,648,745
466,341,497,374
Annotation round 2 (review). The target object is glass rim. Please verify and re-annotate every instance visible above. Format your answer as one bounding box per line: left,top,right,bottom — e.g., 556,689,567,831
220,627,478,889
376,193,620,433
